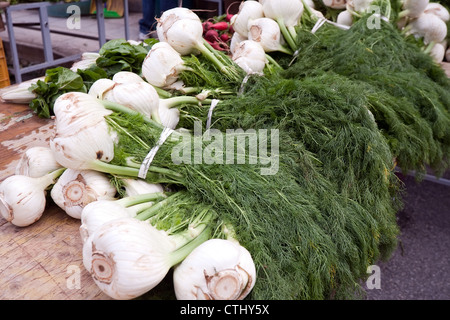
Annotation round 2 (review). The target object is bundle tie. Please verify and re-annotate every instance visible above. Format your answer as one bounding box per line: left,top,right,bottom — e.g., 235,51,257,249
206,99,220,131
138,126,174,179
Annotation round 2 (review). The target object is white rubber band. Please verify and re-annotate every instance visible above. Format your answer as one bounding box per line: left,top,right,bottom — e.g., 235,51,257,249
138,126,174,179
311,17,327,34
206,99,220,130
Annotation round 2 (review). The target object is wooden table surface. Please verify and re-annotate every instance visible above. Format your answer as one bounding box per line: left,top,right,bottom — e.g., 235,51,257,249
0,100,110,300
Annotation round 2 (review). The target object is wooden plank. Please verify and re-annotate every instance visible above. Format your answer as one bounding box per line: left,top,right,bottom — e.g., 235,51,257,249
0,101,110,299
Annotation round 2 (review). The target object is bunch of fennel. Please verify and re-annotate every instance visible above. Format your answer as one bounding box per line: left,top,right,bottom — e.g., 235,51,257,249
284,14,450,179
45,90,397,300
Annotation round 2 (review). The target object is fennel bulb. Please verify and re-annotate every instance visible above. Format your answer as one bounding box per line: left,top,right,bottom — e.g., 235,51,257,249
261,0,304,28
231,0,264,38
112,71,144,84
399,0,430,19
346,0,374,13
49,92,117,171
88,73,200,128
0,77,42,104
70,52,100,72
429,42,446,63
156,7,242,82
173,239,256,300
323,0,347,9
83,216,210,300
50,169,117,219
247,17,293,54
0,169,64,227
80,189,166,243
232,40,267,74
230,32,247,55
158,103,180,130
407,13,448,45
15,146,63,178
156,7,205,56
424,2,450,22
88,72,161,123
260,0,304,51
122,178,164,197
337,10,354,27
80,200,134,243
141,41,186,89
88,78,116,100
102,79,161,123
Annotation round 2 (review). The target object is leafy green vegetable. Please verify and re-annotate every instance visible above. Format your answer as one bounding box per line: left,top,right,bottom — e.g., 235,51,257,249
29,67,86,118
77,65,108,91
95,38,155,77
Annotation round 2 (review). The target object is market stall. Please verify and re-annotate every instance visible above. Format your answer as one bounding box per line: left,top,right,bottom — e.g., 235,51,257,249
0,0,449,300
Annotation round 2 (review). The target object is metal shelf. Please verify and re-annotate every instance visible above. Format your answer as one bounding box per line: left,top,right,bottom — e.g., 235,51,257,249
3,0,129,83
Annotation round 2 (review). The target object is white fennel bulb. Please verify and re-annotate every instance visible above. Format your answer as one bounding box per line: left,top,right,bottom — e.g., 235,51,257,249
429,42,446,63
79,200,136,244
247,17,292,54
50,92,116,171
424,2,450,22
156,7,204,56
83,217,206,300
400,0,430,19
261,0,304,28
232,40,267,74
50,169,117,219
158,104,180,129
50,120,116,171
230,32,247,55
112,71,144,84
337,9,354,27
70,52,100,72
102,80,161,122
347,0,374,13
89,72,161,122
408,13,448,45
15,146,63,178
88,78,116,100
122,178,164,197
0,77,41,104
0,169,64,227
260,0,303,51
80,190,165,243
173,239,256,300
141,42,186,89
322,0,347,9
231,1,264,37
52,91,113,136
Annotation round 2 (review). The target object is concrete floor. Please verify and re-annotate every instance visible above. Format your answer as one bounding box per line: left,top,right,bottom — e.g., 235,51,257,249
0,4,143,83
0,2,143,57
364,174,450,300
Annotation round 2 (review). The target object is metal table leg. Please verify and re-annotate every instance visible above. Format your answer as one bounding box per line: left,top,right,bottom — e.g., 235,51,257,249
4,6,21,83
123,0,129,40
95,0,106,47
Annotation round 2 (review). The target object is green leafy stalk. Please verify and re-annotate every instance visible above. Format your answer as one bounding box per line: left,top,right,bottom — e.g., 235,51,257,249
29,67,87,118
